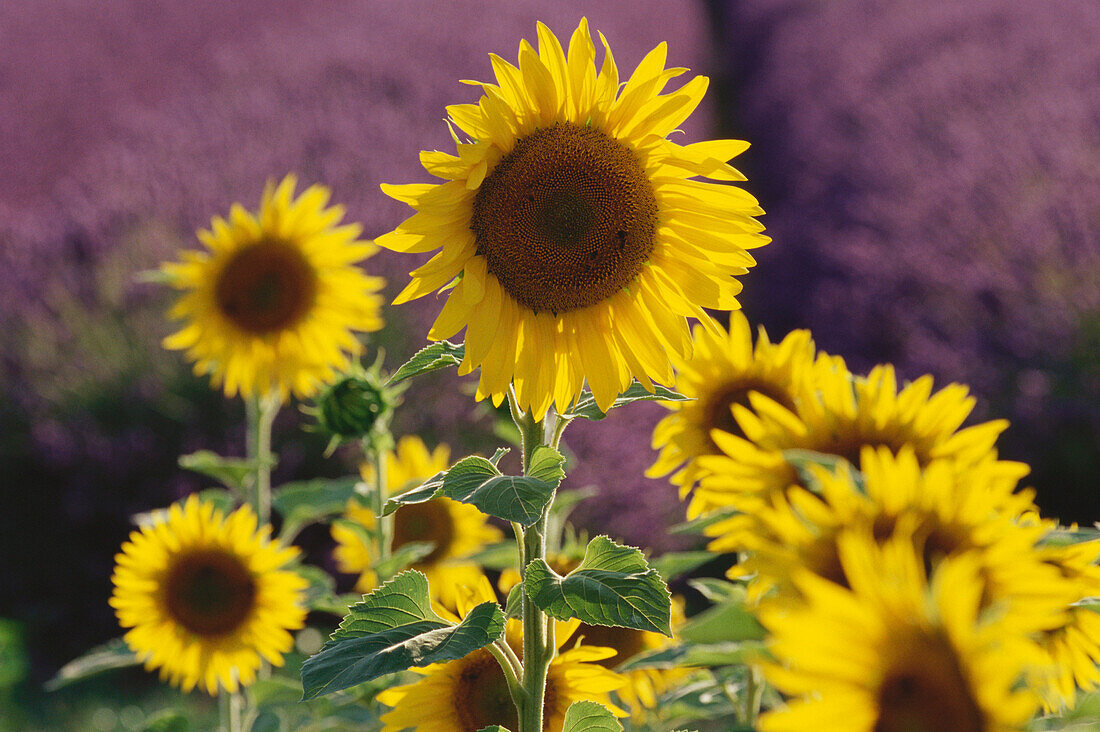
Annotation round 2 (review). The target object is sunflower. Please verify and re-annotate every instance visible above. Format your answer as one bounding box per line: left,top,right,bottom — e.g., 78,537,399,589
710,447,1069,623
331,435,503,609
758,531,1044,731
692,358,1013,512
377,18,768,418
378,577,625,732
160,174,385,401
109,495,308,695
648,312,815,514
1030,536,1100,711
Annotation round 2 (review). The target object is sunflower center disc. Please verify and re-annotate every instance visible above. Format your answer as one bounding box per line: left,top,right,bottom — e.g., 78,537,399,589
875,631,984,732
704,380,796,445
575,623,647,669
471,122,658,314
215,239,318,334
453,649,520,731
392,500,455,565
164,549,257,636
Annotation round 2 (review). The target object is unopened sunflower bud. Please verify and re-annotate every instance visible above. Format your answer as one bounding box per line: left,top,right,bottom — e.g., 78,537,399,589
316,369,395,441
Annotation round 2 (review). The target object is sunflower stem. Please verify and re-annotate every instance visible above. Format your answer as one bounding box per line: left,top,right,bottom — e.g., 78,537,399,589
367,439,391,563
488,639,527,708
742,663,765,725
221,688,243,732
510,398,556,732
245,392,278,524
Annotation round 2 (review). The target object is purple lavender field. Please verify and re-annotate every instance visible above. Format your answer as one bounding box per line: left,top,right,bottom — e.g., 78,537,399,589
2,0,1097,719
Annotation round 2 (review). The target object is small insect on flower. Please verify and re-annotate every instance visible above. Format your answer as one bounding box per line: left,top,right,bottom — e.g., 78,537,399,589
379,18,768,418
160,174,385,402
109,495,308,695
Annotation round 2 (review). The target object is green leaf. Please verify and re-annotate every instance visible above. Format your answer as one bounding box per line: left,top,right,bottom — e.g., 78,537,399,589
46,638,139,690
562,700,623,732
141,709,190,732
387,341,465,385
617,641,765,671
373,541,435,581
687,578,744,604
550,486,597,520
651,551,715,581
463,542,522,572
273,476,362,539
527,445,566,484
504,584,524,619
678,600,766,644
526,535,672,635
564,382,690,421
667,507,738,536
247,676,303,709
385,455,558,526
300,571,505,700
179,449,270,491
290,564,337,610
1040,526,1100,547
477,727,512,732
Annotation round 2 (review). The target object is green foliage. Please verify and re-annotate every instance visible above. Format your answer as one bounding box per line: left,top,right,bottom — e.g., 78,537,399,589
142,709,191,732
0,619,27,690
387,341,465,384
562,700,623,732
651,551,717,581
178,450,271,492
372,541,435,581
525,535,672,636
677,589,767,645
668,507,738,536
273,476,363,540
45,638,139,691
476,727,512,732
618,641,765,671
383,448,564,526
300,571,505,700
1039,526,1100,547
563,382,690,421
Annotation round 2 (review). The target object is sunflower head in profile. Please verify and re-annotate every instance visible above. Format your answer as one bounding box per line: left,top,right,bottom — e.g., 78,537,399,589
692,358,1015,513
378,577,626,732
378,18,768,418
648,312,815,513
160,174,385,401
331,436,503,609
109,495,308,695
758,531,1044,732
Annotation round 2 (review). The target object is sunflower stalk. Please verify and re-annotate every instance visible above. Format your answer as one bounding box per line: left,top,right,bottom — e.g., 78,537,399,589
366,438,391,563
508,388,559,732
245,392,278,524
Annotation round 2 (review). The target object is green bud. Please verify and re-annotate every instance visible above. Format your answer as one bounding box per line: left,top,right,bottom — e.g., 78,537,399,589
316,370,394,440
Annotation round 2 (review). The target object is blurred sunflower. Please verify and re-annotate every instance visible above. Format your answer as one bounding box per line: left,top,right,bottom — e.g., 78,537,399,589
331,436,502,609
758,531,1044,731
711,447,1068,623
1031,536,1100,711
378,577,625,732
648,312,815,515
378,18,767,418
160,174,385,401
693,359,1012,511
109,495,308,695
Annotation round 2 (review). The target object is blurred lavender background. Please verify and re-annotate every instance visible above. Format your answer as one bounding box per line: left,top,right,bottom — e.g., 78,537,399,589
1,0,1097,703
